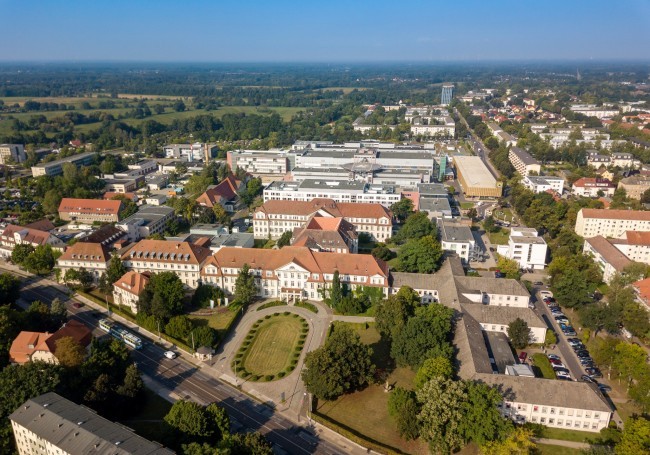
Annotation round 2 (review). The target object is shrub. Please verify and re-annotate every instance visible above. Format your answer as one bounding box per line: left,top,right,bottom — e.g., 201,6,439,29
278,371,286,378
285,366,293,373
264,374,274,381
264,314,272,319
235,352,243,358
283,311,290,315
250,374,260,381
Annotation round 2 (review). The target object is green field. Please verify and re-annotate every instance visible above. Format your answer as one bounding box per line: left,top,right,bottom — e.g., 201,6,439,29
532,353,557,380
242,315,304,376
487,227,511,245
189,307,238,339
315,323,427,454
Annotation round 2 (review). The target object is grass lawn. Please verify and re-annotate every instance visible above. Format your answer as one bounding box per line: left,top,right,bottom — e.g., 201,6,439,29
532,353,556,380
316,323,426,454
189,307,238,339
538,426,596,443
460,202,475,209
243,315,304,376
537,444,583,455
492,208,515,222
487,227,511,245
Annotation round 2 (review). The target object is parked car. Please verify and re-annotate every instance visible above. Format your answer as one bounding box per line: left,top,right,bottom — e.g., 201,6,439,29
534,281,544,286
581,375,597,383
579,359,594,367
164,351,177,360
547,354,561,361
563,329,577,336
586,368,602,378
553,366,570,374
571,343,586,351
540,291,553,299
598,384,612,393
556,371,572,380
550,361,566,369
518,352,528,363
576,350,591,358
567,338,581,346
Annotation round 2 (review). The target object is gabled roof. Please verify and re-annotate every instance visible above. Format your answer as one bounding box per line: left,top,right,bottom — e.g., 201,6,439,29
121,239,212,265
9,320,92,364
58,242,111,264
24,219,56,232
0,224,53,246
579,208,650,221
9,332,51,364
585,236,632,271
113,271,151,296
196,175,242,208
624,230,650,246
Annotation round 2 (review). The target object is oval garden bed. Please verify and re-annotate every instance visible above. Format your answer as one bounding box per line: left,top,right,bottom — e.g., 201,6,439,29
232,312,309,382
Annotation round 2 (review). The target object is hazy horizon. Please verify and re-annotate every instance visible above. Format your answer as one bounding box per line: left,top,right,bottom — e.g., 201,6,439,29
2,0,649,62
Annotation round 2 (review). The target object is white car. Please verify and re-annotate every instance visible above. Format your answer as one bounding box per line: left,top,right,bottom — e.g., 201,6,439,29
539,291,553,299
555,371,571,380
164,351,177,359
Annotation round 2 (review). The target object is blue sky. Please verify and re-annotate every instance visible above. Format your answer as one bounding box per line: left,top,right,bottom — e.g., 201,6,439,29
2,0,649,62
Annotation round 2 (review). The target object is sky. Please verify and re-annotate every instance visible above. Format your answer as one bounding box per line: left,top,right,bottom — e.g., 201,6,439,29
2,0,650,62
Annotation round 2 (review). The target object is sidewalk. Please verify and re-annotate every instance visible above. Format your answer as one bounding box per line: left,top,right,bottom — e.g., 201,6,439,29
533,438,591,449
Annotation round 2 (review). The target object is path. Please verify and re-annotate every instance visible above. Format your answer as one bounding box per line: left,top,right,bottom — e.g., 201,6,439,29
533,438,591,449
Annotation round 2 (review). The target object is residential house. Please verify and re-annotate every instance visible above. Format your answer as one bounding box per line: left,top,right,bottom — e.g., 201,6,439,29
112,271,151,314
196,175,244,212
522,175,564,194
9,320,92,365
571,178,616,198
0,224,64,258
617,175,650,200
439,219,477,264
575,208,650,238
56,242,111,282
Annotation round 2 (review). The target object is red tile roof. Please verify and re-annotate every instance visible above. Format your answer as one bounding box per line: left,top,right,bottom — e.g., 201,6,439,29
24,219,56,231
9,320,92,364
625,231,650,245
121,239,212,265
58,242,111,263
580,208,650,221
9,332,51,364
113,270,150,296
195,175,242,208
59,198,122,216
0,225,52,247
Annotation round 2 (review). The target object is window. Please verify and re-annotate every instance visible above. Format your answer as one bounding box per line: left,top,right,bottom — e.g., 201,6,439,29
550,408,556,415
540,417,546,423
542,407,547,414
533,406,539,412
558,420,563,426
559,409,565,416
574,421,581,428
594,413,600,419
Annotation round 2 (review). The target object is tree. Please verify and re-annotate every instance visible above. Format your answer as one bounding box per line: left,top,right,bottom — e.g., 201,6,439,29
22,245,57,275
467,207,478,220
615,416,650,455
191,284,225,308
113,195,138,219
212,204,230,224
0,362,62,453
189,325,218,350
233,264,257,306
205,403,230,443
481,427,537,455
460,381,512,447
390,198,414,222
483,216,498,233
42,189,62,214
391,305,454,368
417,378,468,453
54,336,86,368
641,188,650,204
11,243,34,265
116,364,144,399
276,230,292,248
507,318,532,349
173,100,186,112
371,244,393,261
165,315,193,339
415,357,454,387
302,325,375,400
388,387,420,440
165,400,211,438
229,432,273,455
138,271,185,319
328,270,343,308
496,256,521,280
393,212,435,244
106,254,127,284
397,235,443,274
0,273,20,305
375,286,419,341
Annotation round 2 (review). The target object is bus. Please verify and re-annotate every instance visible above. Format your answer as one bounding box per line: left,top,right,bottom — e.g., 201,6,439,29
98,319,143,350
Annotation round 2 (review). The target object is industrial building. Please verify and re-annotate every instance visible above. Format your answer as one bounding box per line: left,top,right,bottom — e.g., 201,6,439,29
453,156,502,198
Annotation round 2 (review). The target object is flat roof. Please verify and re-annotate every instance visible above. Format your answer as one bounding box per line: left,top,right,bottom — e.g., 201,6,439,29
485,331,517,374
453,156,497,188
440,220,474,243
32,152,95,169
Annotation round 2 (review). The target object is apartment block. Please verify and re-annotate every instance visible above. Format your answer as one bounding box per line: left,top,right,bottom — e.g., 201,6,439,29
0,143,26,164
439,219,477,264
583,236,633,284
575,208,650,238
508,147,541,177
56,242,111,281
116,205,175,242
227,150,289,179
617,175,650,200
31,152,95,177
572,178,616,198
496,228,548,270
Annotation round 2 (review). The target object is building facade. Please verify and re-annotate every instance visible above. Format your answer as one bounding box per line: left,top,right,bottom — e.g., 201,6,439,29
112,271,150,314
116,205,175,242
58,198,122,224
575,208,650,238
441,84,454,105
0,224,64,258
454,156,502,198
31,152,95,177
522,175,565,194
496,227,548,270
56,242,111,281
0,144,26,164
572,178,616,197
509,147,541,177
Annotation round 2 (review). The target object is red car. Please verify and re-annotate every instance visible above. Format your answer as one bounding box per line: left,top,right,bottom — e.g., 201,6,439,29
518,352,527,363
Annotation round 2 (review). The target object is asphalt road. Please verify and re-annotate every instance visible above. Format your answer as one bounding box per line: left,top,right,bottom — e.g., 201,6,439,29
4,266,357,455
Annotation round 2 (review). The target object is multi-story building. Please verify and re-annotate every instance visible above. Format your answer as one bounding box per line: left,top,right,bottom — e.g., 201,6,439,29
10,393,174,455
56,242,111,281
0,224,64,258
104,178,138,193
0,144,26,164
196,175,244,212
263,180,401,208
441,84,454,105
112,271,150,314
116,205,175,242
58,198,123,223
126,159,158,175
575,208,650,238
508,147,541,177
163,142,218,162
291,217,358,254
9,320,92,365
439,219,477,264
496,228,548,270
583,236,632,284
31,151,96,177
453,156,502,198
611,231,650,265
572,178,616,198
617,175,650,200
570,104,619,119
121,239,212,288
522,175,565,194
200,246,389,302
227,150,289,181
462,304,547,343
253,198,393,242
477,375,612,431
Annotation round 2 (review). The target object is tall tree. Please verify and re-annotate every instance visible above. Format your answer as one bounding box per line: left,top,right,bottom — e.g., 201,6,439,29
417,378,468,453
397,235,443,274
375,286,419,341
415,356,454,387
390,198,414,222
507,318,532,349
55,336,86,368
0,273,20,305
615,416,650,455
234,264,257,306
328,270,343,308
105,254,127,284
393,212,435,244
302,325,375,400
388,387,420,440
276,230,292,248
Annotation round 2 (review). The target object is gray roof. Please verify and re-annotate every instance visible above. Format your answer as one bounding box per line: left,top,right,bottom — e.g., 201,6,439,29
31,152,95,169
420,198,452,214
509,147,540,166
475,374,612,412
461,304,546,329
118,205,174,227
9,392,174,454
454,276,530,297
454,310,494,378
440,220,474,243
211,233,254,248
486,331,517,374
417,183,449,197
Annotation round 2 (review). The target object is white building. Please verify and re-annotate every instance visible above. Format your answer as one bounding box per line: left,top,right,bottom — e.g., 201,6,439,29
522,175,564,194
570,104,619,119
162,142,217,162
497,228,548,270
10,393,174,455
509,147,541,177
263,180,401,208
439,220,477,264
227,150,289,180
462,304,547,343
0,144,26,165
116,205,175,242
575,208,650,238
56,242,111,282
572,178,616,198
112,271,150,314
583,236,632,284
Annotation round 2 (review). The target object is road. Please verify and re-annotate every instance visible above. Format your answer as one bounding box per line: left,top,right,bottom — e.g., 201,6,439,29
4,264,367,455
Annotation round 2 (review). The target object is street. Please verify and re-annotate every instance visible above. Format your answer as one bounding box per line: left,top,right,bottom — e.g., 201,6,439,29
2,264,366,455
